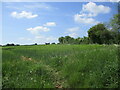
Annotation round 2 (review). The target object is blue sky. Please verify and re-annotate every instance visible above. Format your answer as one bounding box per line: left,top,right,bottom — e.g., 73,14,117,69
2,2,118,45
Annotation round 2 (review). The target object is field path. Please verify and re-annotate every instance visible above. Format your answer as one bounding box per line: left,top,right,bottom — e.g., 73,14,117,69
42,64,67,88
21,56,68,88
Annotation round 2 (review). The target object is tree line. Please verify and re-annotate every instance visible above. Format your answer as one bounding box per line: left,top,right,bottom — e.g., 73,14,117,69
3,42,56,46
58,14,120,45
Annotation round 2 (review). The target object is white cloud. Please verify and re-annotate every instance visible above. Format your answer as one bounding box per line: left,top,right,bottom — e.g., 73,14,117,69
43,22,56,27
82,2,111,16
26,22,56,35
11,11,38,19
27,26,50,34
69,33,78,38
23,22,57,44
74,14,99,24
22,23,57,44
74,2,111,24
67,27,80,32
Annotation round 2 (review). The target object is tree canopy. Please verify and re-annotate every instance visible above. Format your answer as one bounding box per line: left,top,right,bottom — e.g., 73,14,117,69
88,23,113,44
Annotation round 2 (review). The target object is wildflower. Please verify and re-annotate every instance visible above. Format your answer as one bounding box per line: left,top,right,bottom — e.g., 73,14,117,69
29,70,32,73
34,80,37,82
30,78,33,80
81,73,84,76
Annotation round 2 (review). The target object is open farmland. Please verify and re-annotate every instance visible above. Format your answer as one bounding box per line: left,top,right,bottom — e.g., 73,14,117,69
2,45,119,88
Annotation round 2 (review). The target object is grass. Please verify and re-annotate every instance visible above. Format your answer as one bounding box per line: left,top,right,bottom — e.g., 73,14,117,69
2,44,119,88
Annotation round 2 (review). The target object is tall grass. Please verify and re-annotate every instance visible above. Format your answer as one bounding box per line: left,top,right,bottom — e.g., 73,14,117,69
2,45,119,88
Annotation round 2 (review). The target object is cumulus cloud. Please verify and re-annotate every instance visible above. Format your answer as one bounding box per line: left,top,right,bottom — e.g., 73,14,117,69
11,11,38,19
74,2,111,24
82,2,111,16
43,22,56,27
26,21,57,43
27,26,50,34
26,21,56,35
74,14,99,24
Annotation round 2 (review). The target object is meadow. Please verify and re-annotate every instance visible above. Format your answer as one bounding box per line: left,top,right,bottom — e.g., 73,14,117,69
2,44,119,88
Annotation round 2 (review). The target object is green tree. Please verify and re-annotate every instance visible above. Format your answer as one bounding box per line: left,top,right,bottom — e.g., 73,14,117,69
100,30,113,44
88,23,113,44
109,14,120,44
110,14,120,32
65,36,75,44
58,37,65,44
82,36,90,44
64,36,71,44
58,36,76,44
75,37,83,44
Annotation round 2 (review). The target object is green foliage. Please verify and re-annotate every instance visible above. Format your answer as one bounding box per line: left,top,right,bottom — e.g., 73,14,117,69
58,36,75,44
106,13,120,44
2,45,119,88
88,23,113,44
58,36,90,44
110,14,120,32
58,37,65,44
